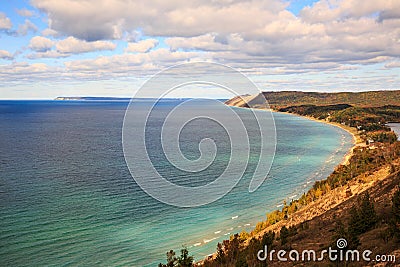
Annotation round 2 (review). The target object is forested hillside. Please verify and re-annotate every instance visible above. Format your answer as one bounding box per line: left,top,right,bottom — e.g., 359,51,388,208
261,91,400,109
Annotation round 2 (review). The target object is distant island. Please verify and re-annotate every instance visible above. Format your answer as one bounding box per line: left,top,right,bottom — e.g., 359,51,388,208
54,96,204,101
54,96,131,101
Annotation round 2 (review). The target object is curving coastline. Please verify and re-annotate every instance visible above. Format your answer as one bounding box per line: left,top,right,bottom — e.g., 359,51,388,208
279,111,361,166
195,104,359,263
196,94,400,266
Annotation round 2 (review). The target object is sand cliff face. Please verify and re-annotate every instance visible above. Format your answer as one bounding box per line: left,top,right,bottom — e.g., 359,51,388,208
224,93,268,108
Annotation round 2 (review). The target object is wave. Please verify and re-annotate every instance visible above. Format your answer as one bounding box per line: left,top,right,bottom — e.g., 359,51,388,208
203,238,217,244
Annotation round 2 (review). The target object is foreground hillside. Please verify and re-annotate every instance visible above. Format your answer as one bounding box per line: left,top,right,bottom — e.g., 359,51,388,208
202,167,400,266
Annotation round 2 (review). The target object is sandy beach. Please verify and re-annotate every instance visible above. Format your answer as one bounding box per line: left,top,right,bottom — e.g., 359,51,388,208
277,111,363,166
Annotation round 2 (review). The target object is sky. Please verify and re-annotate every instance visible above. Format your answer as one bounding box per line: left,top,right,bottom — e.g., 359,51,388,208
0,0,399,99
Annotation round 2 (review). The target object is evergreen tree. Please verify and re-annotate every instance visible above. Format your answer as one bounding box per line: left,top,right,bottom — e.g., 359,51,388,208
159,249,177,267
167,250,177,267
391,186,400,241
347,205,362,248
358,192,377,232
177,247,194,267
280,226,289,245
235,254,248,267
215,242,226,264
227,234,240,262
334,220,346,240
261,230,275,248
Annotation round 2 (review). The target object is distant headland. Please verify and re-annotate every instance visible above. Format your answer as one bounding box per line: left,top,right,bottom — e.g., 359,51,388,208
54,96,131,101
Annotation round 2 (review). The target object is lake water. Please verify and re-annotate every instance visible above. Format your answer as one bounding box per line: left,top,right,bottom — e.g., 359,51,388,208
388,123,400,140
0,100,353,266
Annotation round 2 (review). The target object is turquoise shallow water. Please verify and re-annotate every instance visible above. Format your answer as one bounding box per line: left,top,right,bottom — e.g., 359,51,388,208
388,123,400,140
0,100,353,266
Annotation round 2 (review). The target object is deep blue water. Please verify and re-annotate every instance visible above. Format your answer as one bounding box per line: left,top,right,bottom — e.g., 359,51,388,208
0,100,353,266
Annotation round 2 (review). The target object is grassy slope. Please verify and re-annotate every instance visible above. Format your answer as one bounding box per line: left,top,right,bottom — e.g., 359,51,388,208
256,164,400,266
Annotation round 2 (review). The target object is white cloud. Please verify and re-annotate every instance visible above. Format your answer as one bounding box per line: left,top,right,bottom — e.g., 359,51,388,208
125,39,159,53
17,19,37,36
385,61,400,68
300,0,400,23
0,12,12,30
29,36,54,52
0,62,51,80
31,0,287,40
60,48,209,79
26,36,117,58
29,0,400,68
27,50,69,59
28,36,117,58
42,28,58,37
166,34,230,51
0,50,13,60
56,36,116,54
1,0,399,94
16,8,35,17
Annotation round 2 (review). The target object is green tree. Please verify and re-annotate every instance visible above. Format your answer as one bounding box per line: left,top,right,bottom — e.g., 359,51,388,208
358,192,377,232
235,254,248,267
159,249,177,267
280,226,289,246
335,219,359,249
177,247,194,267
261,230,275,248
348,204,362,234
227,234,240,262
391,186,400,241
215,242,226,264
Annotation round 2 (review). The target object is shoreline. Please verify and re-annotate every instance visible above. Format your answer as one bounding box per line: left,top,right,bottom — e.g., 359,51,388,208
198,106,362,264
277,110,362,166
241,105,361,165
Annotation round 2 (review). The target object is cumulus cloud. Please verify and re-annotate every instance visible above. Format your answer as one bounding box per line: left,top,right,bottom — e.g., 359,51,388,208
0,12,12,30
42,28,59,37
17,19,37,36
1,0,399,91
29,0,400,68
27,35,117,58
27,50,69,59
31,0,287,40
0,62,55,85
300,0,400,23
55,36,116,54
166,34,230,51
63,48,208,77
0,50,13,60
125,39,159,53
29,36,54,52
16,8,35,17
